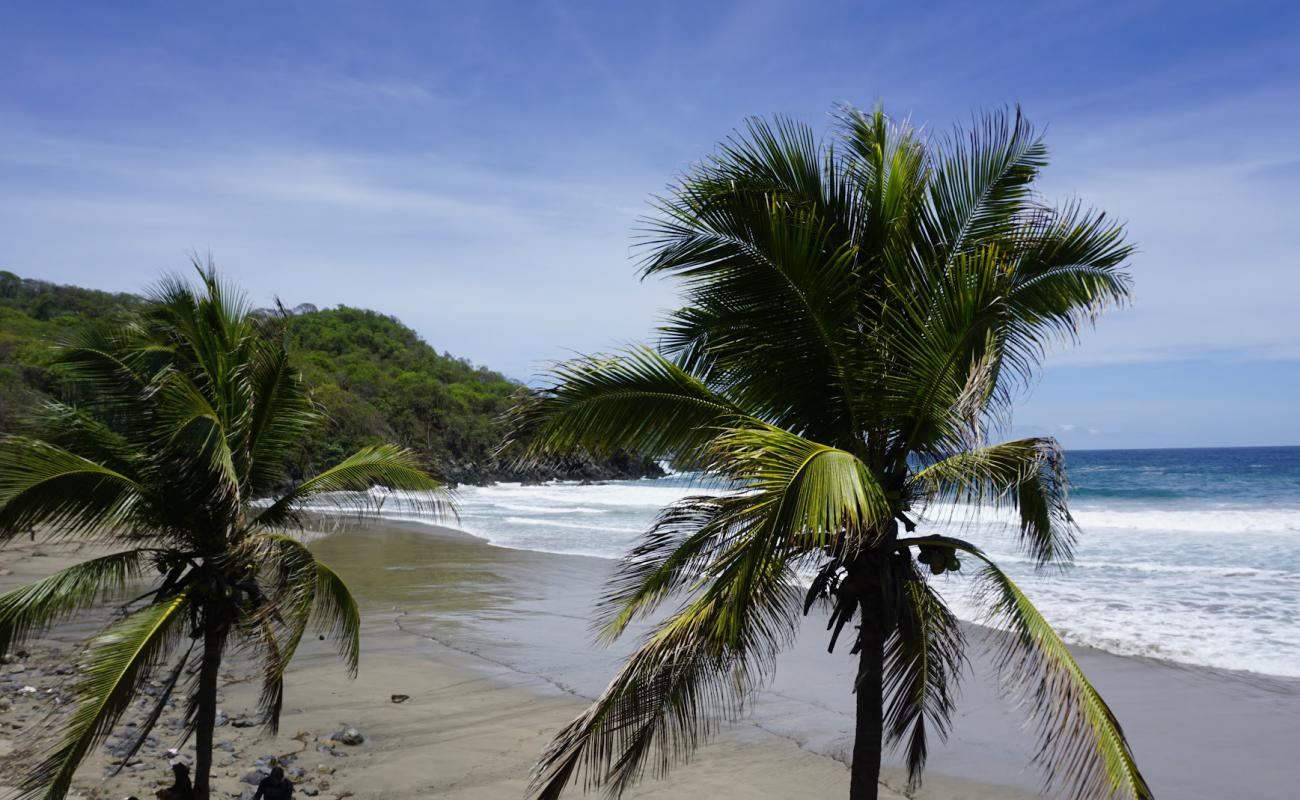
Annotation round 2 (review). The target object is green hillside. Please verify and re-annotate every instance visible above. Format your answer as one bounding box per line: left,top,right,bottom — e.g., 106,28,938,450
0,272,661,485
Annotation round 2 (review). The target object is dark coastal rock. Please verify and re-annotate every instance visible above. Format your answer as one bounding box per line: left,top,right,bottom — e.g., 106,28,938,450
330,726,364,746
240,770,264,785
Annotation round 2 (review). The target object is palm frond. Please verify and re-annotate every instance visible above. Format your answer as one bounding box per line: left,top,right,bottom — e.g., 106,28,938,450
239,325,320,497
882,573,965,788
594,494,760,643
0,549,153,657
504,347,753,469
900,535,1151,800
923,106,1046,262
108,641,196,776
313,561,361,676
638,118,867,441
1006,199,1133,347
238,532,359,727
20,593,191,800
913,438,1076,565
706,424,891,552
0,438,147,541
530,535,799,799
250,444,447,530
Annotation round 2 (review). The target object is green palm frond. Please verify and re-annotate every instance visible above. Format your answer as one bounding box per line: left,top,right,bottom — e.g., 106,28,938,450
923,106,1046,263
238,533,319,730
27,402,142,477
902,535,1151,800
640,118,867,441
239,327,319,497
913,438,1076,565
706,424,890,551
108,642,196,776
1008,200,1133,341
833,104,929,288
20,593,191,800
312,561,361,676
882,244,1019,452
882,573,965,788
148,367,241,499
50,321,156,417
504,347,753,469
0,549,153,657
237,532,360,730
530,530,799,800
594,494,759,643
251,444,448,530
0,438,147,541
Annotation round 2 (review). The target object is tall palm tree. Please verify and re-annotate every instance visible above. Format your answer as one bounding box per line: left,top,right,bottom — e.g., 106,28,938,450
0,268,447,800
509,106,1150,800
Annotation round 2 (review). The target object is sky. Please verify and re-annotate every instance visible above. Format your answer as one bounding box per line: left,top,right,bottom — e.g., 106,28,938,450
1,0,1298,449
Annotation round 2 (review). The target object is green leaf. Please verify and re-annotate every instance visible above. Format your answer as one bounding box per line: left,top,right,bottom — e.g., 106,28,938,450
0,549,152,657
504,347,754,469
912,437,1076,565
20,593,190,800
901,535,1151,800
0,438,146,541
883,574,965,788
251,444,449,529
706,424,891,551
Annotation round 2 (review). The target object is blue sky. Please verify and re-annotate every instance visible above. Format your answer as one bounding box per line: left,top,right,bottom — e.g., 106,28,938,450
2,1,1298,449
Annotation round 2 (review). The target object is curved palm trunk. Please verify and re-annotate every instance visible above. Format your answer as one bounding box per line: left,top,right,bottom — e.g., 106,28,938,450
850,598,885,800
192,624,225,800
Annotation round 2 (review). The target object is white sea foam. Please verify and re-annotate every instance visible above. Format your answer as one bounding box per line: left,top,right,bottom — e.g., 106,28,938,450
327,475,1300,678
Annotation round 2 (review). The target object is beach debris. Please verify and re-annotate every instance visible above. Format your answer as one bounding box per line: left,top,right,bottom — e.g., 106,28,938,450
330,726,364,746
230,715,257,728
390,694,409,704
301,787,319,797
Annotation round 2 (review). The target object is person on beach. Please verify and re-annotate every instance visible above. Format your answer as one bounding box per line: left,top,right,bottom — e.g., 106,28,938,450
155,763,193,800
253,766,294,800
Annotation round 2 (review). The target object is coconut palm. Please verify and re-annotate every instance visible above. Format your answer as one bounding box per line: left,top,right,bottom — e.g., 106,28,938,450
509,106,1150,800
0,268,447,800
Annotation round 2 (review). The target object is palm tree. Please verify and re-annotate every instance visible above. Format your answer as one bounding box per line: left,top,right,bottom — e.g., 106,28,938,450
509,106,1151,800
0,268,447,800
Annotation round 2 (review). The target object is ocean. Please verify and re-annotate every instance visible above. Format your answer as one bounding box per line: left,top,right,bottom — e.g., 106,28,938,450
404,446,1300,678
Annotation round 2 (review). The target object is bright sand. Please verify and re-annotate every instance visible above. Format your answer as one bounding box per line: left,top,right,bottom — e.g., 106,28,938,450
3,519,1298,798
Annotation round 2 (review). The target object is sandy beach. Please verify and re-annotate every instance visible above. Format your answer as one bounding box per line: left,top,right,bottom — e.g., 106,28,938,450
2,518,1298,799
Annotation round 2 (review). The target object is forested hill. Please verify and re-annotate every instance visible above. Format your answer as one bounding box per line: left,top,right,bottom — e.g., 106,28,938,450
0,272,662,485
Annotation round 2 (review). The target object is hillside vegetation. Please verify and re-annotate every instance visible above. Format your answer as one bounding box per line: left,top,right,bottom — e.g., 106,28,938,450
0,272,661,484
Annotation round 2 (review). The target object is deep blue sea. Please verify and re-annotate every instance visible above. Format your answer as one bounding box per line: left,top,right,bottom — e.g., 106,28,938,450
390,447,1300,677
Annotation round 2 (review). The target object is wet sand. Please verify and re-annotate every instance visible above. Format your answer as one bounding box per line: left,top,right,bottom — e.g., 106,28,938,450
3,519,1299,799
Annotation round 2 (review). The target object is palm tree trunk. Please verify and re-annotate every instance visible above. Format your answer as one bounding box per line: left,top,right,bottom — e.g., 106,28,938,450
192,624,223,800
849,598,885,800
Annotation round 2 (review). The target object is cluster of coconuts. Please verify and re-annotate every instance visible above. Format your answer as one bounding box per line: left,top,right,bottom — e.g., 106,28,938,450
916,545,961,575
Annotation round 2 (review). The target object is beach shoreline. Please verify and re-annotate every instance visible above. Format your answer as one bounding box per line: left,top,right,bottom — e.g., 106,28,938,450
2,518,1298,799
